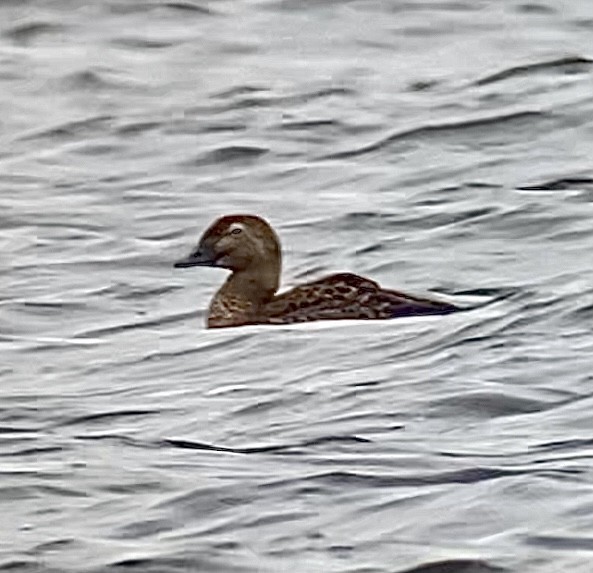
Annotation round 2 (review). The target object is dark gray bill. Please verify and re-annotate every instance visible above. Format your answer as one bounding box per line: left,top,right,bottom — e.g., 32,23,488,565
173,249,215,268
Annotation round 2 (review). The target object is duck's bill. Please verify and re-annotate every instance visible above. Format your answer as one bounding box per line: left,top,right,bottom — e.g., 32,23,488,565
174,250,215,268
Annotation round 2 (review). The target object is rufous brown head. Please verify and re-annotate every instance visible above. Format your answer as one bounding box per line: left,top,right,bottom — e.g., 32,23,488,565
174,214,281,277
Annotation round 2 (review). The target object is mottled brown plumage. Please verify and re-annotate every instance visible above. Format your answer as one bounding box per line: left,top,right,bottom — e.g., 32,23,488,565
174,214,457,328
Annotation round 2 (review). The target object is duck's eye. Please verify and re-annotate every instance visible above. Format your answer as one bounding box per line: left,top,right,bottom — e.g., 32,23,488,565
231,228,242,235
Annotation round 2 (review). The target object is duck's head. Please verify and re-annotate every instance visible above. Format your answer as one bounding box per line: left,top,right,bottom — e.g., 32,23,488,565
174,215,282,293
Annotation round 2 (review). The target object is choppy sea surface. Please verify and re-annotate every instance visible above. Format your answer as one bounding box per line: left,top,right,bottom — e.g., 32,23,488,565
2,1,593,572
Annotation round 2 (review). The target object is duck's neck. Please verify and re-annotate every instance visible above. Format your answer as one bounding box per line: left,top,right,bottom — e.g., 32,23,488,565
218,263,280,307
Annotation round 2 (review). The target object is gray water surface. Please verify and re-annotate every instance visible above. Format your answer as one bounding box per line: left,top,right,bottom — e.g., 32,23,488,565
2,1,593,572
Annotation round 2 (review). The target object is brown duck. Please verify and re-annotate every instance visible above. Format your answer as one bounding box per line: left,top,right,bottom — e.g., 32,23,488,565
174,214,458,328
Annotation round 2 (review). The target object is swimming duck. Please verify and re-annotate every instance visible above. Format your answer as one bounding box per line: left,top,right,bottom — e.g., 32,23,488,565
174,214,457,328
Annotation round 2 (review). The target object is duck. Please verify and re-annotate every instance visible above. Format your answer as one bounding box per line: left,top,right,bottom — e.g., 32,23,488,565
174,214,458,328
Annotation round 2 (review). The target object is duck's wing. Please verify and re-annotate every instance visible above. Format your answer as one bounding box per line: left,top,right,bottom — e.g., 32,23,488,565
261,273,457,324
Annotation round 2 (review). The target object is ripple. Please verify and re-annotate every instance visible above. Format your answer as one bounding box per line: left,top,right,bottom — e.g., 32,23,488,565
430,391,561,419
2,21,67,45
474,56,593,87
187,145,269,166
20,115,114,142
517,176,593,192
401,560,507,573
322,111,546,160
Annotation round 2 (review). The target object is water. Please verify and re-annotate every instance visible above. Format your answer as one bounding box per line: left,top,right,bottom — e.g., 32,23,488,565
1,1,593,572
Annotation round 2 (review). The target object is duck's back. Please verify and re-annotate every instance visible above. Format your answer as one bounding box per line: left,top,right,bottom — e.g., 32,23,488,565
259,273,456,324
